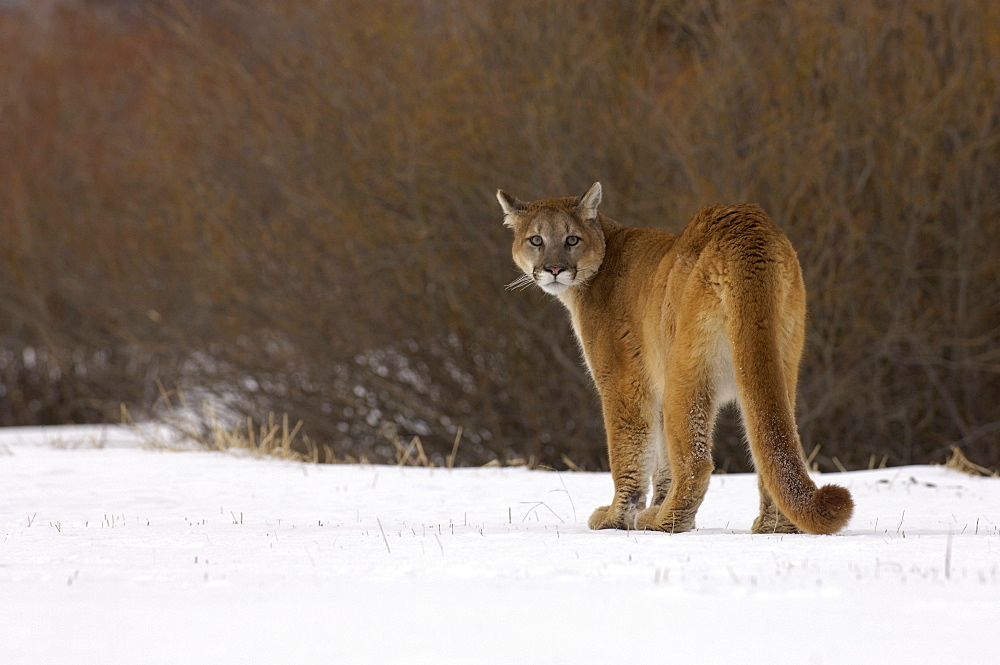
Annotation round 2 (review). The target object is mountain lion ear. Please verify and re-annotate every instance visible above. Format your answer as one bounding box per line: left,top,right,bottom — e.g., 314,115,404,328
578,182,602,222
497,189,526,227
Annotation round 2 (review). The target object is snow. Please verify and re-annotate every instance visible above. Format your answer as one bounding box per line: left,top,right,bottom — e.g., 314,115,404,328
2,426,999,664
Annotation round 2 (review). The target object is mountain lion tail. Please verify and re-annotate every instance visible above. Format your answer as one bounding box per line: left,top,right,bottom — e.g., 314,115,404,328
724,238,853,535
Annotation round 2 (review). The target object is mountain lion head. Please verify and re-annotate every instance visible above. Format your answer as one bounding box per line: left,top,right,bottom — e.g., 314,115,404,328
496,182,606,296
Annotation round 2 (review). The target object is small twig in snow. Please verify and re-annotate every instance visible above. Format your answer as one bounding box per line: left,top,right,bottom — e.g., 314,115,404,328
945,528,953,579
377,518,391,554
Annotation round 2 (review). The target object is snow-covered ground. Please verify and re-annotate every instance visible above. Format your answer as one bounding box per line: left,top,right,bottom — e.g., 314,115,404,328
2,425,998,664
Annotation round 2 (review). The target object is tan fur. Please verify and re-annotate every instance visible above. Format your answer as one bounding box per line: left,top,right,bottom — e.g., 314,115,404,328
498,183,853,535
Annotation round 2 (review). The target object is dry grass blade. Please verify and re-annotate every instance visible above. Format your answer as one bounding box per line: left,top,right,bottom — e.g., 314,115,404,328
806,444,821,472
944,446,999,478
446,426,463,469
560,454,583,472
414,436,429,467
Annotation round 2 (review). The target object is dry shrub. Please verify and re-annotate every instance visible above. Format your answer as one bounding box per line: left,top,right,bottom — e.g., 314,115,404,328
1,0,998,470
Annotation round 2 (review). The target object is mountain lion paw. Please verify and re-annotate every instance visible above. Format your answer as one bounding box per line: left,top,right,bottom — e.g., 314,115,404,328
752,513,802,534
588,505,636,530
635,505,695,533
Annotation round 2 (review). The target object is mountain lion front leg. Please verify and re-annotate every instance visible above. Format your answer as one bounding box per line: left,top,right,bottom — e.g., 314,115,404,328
588,385,654,530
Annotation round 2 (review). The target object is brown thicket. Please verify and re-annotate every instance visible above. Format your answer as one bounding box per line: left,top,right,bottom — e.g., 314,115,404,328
1,0,998,470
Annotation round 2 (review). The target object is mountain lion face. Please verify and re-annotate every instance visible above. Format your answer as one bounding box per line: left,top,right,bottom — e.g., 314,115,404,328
497,183,606,296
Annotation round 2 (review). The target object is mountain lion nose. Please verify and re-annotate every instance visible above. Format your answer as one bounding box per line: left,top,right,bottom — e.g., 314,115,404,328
544,265,567,276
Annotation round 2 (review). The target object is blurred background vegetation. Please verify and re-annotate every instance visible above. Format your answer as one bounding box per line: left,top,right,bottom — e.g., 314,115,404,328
1,0,998,471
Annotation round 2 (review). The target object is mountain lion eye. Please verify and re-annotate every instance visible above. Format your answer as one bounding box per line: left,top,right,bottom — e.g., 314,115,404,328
528,236,543,247
566,236,580,246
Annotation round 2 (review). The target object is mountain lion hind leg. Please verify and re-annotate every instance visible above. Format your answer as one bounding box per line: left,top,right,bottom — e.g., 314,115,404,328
635,353,719,533
752,476,802,533
649,417,672,507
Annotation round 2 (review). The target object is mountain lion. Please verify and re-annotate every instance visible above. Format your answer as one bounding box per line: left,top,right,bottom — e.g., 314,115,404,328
498,183,853,534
